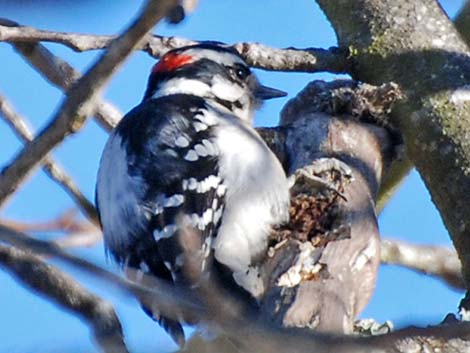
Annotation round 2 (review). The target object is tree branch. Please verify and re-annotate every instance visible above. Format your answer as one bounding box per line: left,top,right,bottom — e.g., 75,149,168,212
454,0,470,46
0,208,101,248
258,80,397,334
0,20,350,74
0,0,176,207
2,223,470,352
0,93,99,224
0,244,128,353
381,238,463,290
315,0,470,290
0,224,204,326
354,1,470,214
13,41,122,132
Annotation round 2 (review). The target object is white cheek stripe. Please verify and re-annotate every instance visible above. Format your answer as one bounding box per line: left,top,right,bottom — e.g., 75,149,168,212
152,78,211,99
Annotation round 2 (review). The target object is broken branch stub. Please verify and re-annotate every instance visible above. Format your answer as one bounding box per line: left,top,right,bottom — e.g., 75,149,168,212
260,80,399,334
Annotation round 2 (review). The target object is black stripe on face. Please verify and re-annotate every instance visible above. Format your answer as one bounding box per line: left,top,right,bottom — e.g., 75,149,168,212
214,96,243,111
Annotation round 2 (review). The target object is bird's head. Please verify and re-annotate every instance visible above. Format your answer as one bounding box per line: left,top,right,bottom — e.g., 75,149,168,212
143,43,286,122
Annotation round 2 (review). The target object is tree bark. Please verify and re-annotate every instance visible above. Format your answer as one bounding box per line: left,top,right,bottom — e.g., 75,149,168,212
316,0,470,289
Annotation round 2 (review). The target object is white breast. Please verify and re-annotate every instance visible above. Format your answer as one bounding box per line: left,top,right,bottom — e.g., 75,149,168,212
210,109,290,296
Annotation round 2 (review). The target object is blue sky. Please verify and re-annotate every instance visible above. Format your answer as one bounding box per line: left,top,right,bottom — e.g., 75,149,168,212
0,1,466,352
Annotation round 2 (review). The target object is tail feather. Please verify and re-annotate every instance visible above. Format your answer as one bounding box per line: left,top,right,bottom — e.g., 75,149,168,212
158,316,185,348
141,304,185,347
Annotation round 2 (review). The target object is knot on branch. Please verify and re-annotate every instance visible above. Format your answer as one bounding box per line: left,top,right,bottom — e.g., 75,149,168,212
273,158,353,245
280,80,403,133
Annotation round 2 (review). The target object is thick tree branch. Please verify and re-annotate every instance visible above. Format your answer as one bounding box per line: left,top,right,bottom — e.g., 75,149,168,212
362,2,470,214
315,0,470,289
259,80,396,334
0,20,350,74
0,0,176,207
0,93,98,224
455,0,470,46
0,244,128,353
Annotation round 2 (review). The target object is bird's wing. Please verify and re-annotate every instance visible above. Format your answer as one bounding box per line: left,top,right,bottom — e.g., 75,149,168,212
96,95,226,346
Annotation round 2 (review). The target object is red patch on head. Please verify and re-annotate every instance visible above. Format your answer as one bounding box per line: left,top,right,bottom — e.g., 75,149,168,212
152,52,194,74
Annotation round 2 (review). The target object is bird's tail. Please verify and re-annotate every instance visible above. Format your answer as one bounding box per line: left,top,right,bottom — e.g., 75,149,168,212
142,304,186,347
158,315,186,348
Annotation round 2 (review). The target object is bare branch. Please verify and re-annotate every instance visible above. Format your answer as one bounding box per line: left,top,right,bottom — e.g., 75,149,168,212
13,41,121,131
0,19,121,132
0,227,389,353
0,244,128,353
0,20,350,74
0,224,204,325
0,93,99,224
1,208,89,232
2,224,470,352
0,209,102,248
381,238,464,290
165,0,199,24
0,0,176,207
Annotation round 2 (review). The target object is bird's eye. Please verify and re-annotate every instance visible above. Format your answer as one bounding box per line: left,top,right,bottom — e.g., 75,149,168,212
230,64,251,81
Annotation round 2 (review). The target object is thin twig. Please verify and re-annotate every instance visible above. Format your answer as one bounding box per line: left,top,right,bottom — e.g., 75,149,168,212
0,208,101,248
12,39,121,131
0,0,176,207
1,208,90,233
0,245,128,353
0,20,350,74
381,238,463,290
0,93,99,224
0,224,204,323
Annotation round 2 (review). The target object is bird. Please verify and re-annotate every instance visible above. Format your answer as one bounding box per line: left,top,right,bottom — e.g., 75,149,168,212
95,43,290,346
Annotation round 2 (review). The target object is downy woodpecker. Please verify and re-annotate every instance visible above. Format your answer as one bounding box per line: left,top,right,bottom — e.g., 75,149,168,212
96,43,290,346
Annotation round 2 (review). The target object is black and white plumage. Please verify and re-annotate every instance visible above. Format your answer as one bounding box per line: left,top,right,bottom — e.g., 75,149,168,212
96,44,290,346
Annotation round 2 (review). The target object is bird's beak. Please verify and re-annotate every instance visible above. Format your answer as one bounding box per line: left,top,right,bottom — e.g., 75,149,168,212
255,85,287,100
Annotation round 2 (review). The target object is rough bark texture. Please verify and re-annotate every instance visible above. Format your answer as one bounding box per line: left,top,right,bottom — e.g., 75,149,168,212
181,82,470,352
257,81,395,334
316,0,470,289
